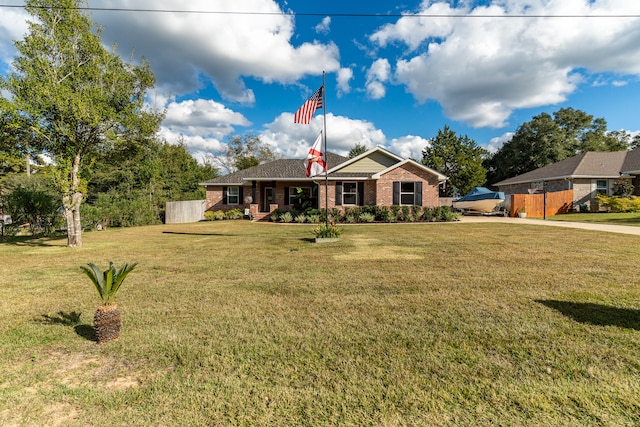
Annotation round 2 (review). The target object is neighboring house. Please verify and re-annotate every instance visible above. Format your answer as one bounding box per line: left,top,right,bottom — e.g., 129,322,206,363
494,149,640,210
201,146,447,221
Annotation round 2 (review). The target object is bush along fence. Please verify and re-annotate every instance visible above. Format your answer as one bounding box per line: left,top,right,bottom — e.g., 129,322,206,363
204,208,245,221
269,205,459,224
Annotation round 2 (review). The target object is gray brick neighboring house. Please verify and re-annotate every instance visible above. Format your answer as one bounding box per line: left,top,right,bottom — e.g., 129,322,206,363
201,146,447,220
494,149,640,210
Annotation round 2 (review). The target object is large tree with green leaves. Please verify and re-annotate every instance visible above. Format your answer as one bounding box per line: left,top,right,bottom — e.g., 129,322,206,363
422,126,488,196
1,0,162,246
486,108,629,185
210,134,279,173
348,143,368,159
84,138,217,227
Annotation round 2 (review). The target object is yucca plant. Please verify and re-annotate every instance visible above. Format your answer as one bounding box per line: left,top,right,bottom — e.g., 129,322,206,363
81,261,138,343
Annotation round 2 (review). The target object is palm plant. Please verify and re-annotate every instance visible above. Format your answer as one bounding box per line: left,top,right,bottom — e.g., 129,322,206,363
81,261,137,343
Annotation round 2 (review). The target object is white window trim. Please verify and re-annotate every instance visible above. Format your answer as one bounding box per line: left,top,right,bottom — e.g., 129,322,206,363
342,181,358,206
227,186,240,205
400,182,416,206
595,179,608,195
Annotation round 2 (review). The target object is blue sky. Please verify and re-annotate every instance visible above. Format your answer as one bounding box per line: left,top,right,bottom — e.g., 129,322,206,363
1,0,640,168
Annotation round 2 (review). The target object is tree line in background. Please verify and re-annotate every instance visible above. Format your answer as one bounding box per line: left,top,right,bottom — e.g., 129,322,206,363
0,138,216,233
422,107,640,197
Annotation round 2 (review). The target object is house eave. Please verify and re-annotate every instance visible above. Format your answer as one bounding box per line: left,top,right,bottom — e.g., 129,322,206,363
496,174,625,187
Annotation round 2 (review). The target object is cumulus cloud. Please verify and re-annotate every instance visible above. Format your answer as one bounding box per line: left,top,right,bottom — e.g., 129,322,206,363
163,99,251,140
336,67,353,96
259,113,386,158
0,4,28,69
486,132,514,154
387,135,430,161
365,58,391,99
315,16,331,34
93,0,340,103
370,1,640,128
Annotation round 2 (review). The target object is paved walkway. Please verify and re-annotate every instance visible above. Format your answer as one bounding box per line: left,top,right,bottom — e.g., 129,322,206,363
458,215,640,236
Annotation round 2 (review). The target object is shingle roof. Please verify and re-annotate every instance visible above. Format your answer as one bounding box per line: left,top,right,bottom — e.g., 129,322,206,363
494,151,629,186
621,148,640,174
201,152,349,185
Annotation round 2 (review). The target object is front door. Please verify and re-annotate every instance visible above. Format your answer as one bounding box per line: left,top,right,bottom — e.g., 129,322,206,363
263,187,274,212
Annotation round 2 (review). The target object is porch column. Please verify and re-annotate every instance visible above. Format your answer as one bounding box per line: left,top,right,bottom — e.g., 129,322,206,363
252,181,257,203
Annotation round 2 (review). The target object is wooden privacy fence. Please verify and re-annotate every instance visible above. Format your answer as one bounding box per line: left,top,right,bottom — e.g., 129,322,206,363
510,190,573,218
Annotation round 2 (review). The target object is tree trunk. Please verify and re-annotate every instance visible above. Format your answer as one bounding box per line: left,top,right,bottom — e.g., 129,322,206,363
63,153,83,247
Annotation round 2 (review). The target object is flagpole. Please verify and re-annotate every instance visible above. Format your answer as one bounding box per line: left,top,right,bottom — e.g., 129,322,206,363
322,71,328,227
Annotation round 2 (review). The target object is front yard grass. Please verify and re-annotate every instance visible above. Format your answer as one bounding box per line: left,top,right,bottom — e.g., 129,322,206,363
1,220,639,426
548,211,640,226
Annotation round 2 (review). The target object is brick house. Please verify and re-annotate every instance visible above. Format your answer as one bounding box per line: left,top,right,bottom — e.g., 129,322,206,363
201,146,447,220
494,149,640,210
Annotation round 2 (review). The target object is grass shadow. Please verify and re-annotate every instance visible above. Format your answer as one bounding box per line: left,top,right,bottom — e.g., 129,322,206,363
162,231,236,236
1,235,68,247
38,311,97,342
537,300,640,331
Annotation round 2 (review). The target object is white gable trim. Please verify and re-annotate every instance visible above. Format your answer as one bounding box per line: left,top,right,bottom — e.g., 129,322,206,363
371,159,447,181
327,146,403,174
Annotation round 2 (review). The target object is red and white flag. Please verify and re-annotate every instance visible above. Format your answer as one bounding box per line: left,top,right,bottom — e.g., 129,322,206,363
305,131,326,178
294,86,323,124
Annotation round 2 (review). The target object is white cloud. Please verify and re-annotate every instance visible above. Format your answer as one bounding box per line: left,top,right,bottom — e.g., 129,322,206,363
259,113,386,158
486,132,514,154
336,67,353,96
388,135,430,160
158,98,251,158
0,4,28,69
163,99,251,140
93,0,340,103
366,58,391,99
370,1,640,128
315,16,331,34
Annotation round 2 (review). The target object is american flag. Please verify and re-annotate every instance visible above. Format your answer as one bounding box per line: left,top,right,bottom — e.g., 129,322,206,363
293,86,323,124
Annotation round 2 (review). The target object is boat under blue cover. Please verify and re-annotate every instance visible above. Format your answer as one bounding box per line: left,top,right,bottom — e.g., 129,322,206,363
453,187,505,212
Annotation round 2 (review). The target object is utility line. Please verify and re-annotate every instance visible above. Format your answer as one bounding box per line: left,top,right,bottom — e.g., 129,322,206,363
0,4,639,18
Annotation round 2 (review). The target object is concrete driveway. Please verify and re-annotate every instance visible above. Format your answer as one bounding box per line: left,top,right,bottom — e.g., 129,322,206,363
458,215,640,236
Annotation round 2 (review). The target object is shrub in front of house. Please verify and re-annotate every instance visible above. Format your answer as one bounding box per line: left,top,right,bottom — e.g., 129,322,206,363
295,214,307,223
204,210,225,221
307,213,321,223
280,211,293,223
225,209,244,220
596,194,640,212
358,212,375,223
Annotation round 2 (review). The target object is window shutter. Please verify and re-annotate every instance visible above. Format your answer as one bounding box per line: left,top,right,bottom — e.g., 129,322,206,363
284,187,290,205
336,182,342,206
239,187,244,204
358,182,364,206
415,182,423,206
392,181,400,205
222,186,227,204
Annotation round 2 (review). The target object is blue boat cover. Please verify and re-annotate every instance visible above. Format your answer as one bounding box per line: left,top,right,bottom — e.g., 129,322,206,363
458,187,505,201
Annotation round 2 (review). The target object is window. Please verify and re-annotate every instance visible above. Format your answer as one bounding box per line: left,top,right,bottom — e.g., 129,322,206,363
289,187,311,205
400,182,416,205
596,180,608,195
393,181,423,206
530,181,544,191
227,186,239,205
342,182,358,205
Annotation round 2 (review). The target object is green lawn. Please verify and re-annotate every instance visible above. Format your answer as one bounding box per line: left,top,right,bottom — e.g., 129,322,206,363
548,211,640,226
1,221,639,426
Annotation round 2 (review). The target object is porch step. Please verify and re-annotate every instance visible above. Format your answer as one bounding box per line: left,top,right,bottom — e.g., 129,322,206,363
251,212,272,222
